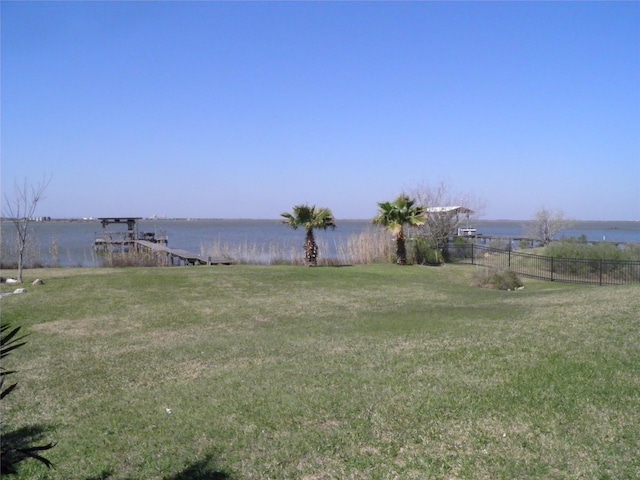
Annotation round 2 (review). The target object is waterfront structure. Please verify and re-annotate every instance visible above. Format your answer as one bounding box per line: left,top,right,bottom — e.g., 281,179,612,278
93,217,229,265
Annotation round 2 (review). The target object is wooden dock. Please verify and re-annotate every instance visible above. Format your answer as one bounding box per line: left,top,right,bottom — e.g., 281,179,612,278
134,240,232,266
93,217,232,266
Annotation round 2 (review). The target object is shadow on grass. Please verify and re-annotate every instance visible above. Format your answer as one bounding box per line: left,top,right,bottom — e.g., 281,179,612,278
85,471,117,480
163,454,232,480
85,454,233,480
1,423,55,451
1,423,56,473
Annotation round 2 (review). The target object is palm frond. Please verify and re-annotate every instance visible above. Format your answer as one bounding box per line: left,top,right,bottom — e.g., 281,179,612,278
0,324,27,360
0,377,18,400
1,323,55,473
281,204,336,231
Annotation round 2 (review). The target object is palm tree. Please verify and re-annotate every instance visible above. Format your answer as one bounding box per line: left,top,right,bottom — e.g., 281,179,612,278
281,205,336,266
373,194,426,265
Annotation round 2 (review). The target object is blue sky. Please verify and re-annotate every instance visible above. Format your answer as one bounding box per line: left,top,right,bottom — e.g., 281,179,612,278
2,1,639,221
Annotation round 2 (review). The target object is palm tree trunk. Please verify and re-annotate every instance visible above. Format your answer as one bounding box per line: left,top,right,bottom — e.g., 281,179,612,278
396,228,407,265
305,229,318,266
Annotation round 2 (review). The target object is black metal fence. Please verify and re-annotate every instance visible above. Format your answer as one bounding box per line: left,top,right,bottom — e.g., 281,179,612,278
448,243,640,285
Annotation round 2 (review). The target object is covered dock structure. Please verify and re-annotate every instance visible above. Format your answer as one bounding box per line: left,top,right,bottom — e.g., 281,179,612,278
94,217,231,266
425,206,476,237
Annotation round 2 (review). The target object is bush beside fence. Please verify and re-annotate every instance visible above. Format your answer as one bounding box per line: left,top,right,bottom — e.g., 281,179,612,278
450,243,640,285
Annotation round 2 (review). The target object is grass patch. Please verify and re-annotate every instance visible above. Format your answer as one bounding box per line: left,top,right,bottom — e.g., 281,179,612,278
1,265,639,479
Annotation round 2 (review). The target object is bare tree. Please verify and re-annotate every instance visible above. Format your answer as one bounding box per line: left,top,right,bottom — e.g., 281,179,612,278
2,175,52,283
410,180,486,247
526,207,573,246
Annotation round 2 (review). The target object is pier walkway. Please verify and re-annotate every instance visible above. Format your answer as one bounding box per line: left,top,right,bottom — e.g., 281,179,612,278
134,240,232,266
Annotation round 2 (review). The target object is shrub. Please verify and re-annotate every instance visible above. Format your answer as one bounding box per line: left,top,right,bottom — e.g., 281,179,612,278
409,236,444,265
472,267,524,290
488,237,512,251
519,239,533,250
546,242,640,262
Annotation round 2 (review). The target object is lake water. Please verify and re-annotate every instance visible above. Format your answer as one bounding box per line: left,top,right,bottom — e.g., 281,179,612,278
1,218,638,268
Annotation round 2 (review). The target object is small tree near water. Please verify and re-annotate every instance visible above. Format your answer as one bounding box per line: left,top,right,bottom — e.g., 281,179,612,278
373,194,425,265
281,204,336,266
527,207,572,246
2,175,51,283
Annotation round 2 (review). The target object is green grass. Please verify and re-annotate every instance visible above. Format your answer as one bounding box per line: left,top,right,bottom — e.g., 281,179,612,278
1,265,639,479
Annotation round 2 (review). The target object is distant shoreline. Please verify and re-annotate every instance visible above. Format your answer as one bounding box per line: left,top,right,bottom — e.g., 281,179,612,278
2,217,639,224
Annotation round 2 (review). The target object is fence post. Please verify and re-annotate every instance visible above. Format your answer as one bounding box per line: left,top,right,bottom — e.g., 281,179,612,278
471,243,475,265
508,250,511,268
599,259,603,286
550,257,554,281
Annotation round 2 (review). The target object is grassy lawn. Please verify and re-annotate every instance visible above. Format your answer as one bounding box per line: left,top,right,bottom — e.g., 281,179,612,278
1,264,639,479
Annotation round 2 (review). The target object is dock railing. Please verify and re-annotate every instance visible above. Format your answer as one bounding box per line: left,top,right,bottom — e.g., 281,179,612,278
449,243,640,286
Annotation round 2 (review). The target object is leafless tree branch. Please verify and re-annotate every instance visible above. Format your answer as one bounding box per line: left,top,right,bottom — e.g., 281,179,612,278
2,174,52,283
